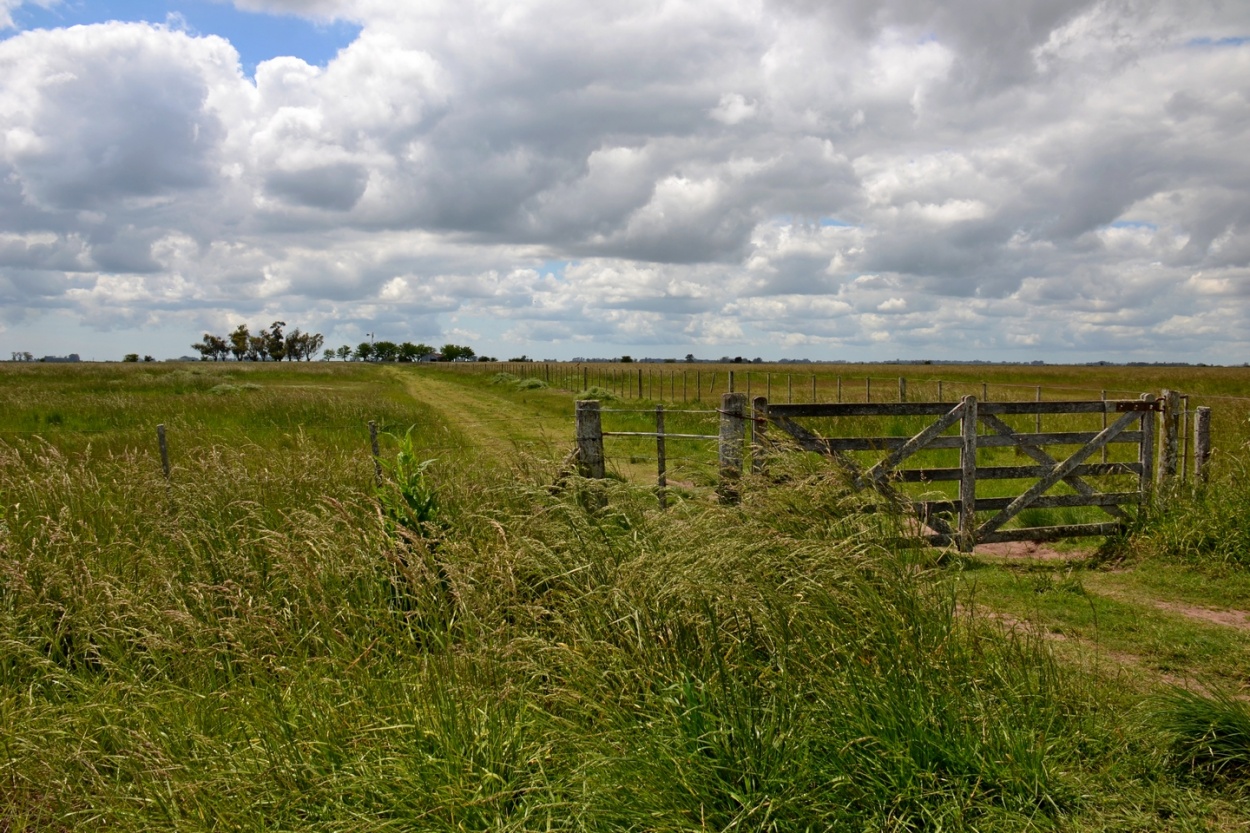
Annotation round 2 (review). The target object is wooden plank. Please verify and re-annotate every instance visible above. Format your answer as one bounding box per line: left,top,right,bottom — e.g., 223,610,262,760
921,522,1124,548
820,430,1143,452
977,523,1124,544
768,400,1134,418
978,409,1144,537
861,401,966,487
603,431,719,440
892,462,1141,482
916,492,1142,514
978,413,1128,522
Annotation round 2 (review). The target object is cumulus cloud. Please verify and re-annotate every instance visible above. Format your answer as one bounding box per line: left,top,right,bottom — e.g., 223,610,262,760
1,0,1250,360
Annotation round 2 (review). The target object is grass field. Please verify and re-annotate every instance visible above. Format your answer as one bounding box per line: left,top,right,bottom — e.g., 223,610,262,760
2,360,1249,830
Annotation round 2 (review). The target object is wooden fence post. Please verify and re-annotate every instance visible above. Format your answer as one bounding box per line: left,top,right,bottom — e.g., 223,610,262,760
718,392,747,504
1139,393,1155,502
752,396,769,474
156,424,171,480
656,405,667,509
1159,389,1181,486
898,377,906,403
959,397,977,553
575,400,606,479
369,421,382,485
937,380,943,402
729,370,735,393
1194,406,1212,484
866,377,871,403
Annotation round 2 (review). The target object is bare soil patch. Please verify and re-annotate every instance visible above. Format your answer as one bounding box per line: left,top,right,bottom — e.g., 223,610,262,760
974,540,1087,561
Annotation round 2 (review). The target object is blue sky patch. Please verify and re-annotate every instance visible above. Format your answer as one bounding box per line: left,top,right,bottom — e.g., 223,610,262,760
1186,36,1250,49
6,0,361,75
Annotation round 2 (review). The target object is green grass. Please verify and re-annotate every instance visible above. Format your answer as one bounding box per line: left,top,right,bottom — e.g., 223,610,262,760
2,361,1250,829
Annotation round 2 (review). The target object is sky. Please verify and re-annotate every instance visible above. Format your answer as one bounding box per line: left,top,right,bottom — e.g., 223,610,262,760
1,0,1249,363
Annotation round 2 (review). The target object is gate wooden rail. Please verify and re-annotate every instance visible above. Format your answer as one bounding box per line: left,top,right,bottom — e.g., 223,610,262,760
574,391,1211,551
754,394,1180,552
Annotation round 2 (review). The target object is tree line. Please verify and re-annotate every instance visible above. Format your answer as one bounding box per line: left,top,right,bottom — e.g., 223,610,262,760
330,342,488,362
192,322,487,363
192,322,322,362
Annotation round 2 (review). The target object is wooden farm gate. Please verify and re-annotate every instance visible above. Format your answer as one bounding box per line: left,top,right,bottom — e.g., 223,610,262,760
753,395,1167,552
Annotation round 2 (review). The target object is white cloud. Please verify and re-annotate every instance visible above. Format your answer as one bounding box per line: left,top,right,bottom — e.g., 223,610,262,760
1,0,1249,361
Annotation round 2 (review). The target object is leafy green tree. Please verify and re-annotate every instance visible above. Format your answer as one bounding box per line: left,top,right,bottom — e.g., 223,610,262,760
229,324,250,361
354,342,375,362
373,340,399,362
322,348,335,361
335,345,352,361
123,353,139,362
265,321,287,361
247,335,267,362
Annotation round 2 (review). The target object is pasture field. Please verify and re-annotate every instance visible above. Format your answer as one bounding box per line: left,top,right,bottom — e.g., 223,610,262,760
1,360,1249,830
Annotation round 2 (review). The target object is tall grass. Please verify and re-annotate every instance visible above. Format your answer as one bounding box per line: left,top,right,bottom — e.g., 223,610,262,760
2,362,1245,829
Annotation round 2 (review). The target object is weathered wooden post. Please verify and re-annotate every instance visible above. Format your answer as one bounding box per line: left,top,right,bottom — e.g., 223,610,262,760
1159,389,1182,486
368,421,382,485
1139,393,1155,502
656,405,667,509
898,377,906,403
836,375,842,403
958,397,978,552
718,392,747,504
156,424,171,480
1194,406,1212,484
811,374,816,403
575,400,606,479
751,396,769,474
729,370,735,393
1035,386,1042,434
865,377,871,403
637,368,643,399
787,374,793,403
937,380,943,402
981,381,988,401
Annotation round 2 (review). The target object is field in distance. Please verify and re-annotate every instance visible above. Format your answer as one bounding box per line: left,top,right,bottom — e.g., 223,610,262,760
1,360,1248,830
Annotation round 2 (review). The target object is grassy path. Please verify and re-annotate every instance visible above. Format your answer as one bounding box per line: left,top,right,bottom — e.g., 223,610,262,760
385,366,574,462
956,553,1250,695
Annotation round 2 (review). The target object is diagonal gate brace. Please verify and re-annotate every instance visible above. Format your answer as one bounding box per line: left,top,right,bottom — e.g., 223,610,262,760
978,408,1143,538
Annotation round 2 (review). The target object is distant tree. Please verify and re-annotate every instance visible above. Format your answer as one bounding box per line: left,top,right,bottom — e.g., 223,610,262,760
335,345,352,361
440,344,475,362
322,348,335,361
192,333,229,361
354,342,375,362
265,321,287,362
247,334,267,362
143,355,154,362
685,353,696,362
620,355,634,363
398,342,421,362
305,332,324,361
229,324,250,361
282,328,322,361
373,340,399,362
123,353,139,363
